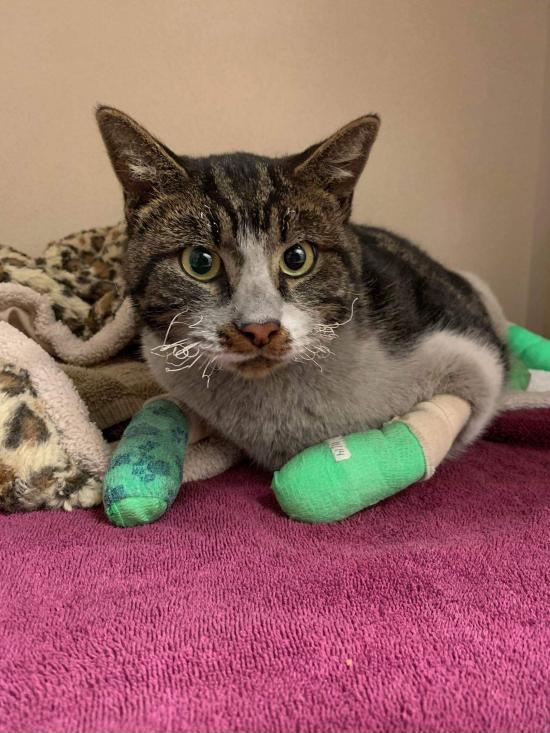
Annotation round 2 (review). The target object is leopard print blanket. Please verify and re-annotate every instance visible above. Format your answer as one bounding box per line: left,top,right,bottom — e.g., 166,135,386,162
0,222,128,339
0,223,136,512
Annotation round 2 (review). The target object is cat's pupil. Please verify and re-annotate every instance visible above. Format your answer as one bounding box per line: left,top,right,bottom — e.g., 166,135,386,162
189,247,213,275
284,245,306,271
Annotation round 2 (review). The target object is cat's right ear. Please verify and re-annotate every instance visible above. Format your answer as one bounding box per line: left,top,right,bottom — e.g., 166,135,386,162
96,106,188,211
287,115,380,220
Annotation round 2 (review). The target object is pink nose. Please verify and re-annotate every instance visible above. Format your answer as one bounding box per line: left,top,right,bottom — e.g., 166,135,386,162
238,321,281,347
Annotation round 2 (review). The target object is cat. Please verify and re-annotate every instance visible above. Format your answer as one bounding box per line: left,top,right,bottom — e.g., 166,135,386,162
96,106,509,471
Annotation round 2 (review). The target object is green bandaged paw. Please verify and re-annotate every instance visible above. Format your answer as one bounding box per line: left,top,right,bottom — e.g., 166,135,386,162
507,352,531,391
272,421,426,523
508,324,550,371
103,398,188,527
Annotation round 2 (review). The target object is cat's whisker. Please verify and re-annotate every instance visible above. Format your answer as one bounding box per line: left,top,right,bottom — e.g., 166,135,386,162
155,325,221,384
151,337,191,354
161,309,190,347
172,342,201,360
164,347,197,367
187,328,216,343
187,315,204,329
331,297,358,327
153,337,200,364
294,297,359,369
315,326,337,340
307,358,323,371
164,354,190,369
303,347,320,358
165,350,204,372
312,297,359,341
293,346,325,371
201,356,219,388
151,344,182,356
314,345,335,358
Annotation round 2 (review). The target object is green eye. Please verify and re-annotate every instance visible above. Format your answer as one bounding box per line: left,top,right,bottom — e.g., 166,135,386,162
180,246,221,281
280,243,315,277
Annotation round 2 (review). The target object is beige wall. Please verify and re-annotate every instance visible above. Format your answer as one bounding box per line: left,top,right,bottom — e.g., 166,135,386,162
1,0,549,331
528,1,550,337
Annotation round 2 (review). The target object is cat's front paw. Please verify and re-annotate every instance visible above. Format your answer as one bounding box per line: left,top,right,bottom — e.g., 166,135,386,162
61,475,103,511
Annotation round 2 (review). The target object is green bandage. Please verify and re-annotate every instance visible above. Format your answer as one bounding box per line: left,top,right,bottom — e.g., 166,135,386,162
508,324,550,371
103,398,188,527
272,421,426,523
507,352,531,391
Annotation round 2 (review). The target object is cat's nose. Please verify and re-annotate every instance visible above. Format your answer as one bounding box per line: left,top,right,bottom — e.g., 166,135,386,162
237,320,281,347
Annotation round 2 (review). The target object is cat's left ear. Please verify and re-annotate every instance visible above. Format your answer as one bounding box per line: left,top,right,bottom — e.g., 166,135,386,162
289,115,380,216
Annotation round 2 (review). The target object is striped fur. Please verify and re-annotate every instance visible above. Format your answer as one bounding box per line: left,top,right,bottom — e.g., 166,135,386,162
97,107,508,470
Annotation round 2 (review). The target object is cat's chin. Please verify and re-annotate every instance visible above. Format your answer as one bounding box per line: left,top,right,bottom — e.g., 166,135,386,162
226,355,287,379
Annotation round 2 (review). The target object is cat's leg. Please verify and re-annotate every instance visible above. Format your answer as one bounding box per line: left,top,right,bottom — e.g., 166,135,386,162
103,397,189,527
161,396,244,483
414,331,506,451
508,324,550,371
103,396,243,527
272,393,471,523
273,332,505,524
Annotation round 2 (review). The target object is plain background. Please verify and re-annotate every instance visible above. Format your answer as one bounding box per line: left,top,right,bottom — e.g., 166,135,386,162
1,0,549,334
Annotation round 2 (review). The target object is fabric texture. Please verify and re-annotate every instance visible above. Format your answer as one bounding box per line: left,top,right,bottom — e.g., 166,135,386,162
62,360,163,431
0,223,134,511
0,223,128,341
1,407,549,733
0,324,110,511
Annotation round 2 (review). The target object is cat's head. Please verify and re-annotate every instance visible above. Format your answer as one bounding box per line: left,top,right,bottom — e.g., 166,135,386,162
96,106,379,379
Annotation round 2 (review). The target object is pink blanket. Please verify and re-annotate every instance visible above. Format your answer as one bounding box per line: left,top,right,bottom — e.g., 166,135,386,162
1,408,549,732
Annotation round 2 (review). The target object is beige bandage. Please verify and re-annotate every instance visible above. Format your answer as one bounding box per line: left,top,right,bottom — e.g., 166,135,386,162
399,394,472,478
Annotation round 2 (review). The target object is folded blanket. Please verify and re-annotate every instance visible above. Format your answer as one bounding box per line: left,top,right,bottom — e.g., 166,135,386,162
0,225,241,512
0,223,128,342
61,360,163,431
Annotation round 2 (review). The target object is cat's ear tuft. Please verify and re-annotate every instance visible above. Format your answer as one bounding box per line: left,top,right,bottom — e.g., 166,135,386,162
289,114,380,214
96,105,188,211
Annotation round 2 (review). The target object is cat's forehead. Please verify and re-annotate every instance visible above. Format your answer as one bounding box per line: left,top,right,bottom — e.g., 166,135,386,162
191,154,286,236
186,153,276,207
132,151,336,261
181,153,329,252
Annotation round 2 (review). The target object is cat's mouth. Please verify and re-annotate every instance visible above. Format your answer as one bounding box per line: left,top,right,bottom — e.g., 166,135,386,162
218,323,292,378
231,354,286,378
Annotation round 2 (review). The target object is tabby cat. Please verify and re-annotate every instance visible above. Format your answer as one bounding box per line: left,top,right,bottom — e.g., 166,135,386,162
97,107,508,471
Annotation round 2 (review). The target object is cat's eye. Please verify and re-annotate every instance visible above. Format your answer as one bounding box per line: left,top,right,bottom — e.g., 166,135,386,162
180,246,221,281
279,243,315,277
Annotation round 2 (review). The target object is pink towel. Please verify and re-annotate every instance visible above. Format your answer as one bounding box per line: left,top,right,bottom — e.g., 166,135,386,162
1,408,549,733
